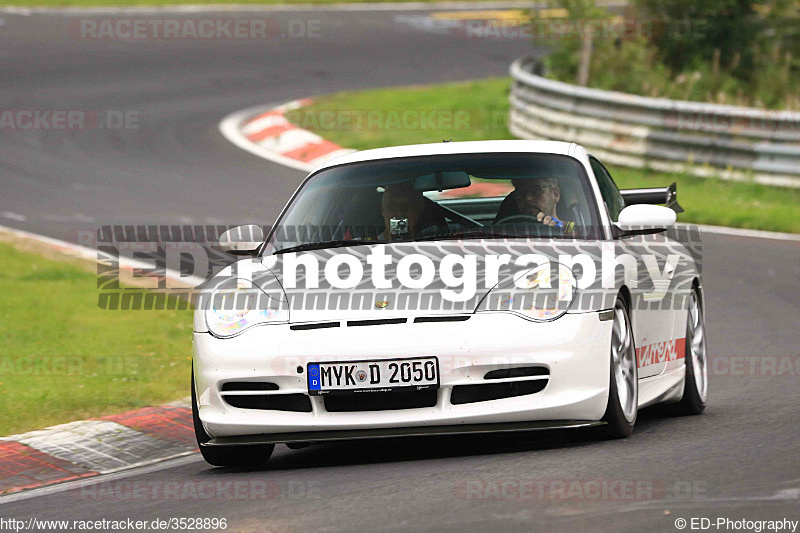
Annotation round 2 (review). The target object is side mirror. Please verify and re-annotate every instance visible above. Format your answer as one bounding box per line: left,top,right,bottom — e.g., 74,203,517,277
219,224,264,255
614,205,676,237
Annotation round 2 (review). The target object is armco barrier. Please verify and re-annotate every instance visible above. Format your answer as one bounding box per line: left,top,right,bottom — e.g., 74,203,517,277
508,56,800,188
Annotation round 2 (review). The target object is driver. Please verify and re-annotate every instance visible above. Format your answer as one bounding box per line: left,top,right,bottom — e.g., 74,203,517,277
380,182,447,241
493,177,574,232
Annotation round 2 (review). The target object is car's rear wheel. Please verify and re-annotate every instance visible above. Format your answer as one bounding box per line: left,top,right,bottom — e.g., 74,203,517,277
192,365,274,467
666,289,707,415
600,296,638,438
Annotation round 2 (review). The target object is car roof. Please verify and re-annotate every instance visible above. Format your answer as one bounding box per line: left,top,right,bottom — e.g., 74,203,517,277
317,140,576,170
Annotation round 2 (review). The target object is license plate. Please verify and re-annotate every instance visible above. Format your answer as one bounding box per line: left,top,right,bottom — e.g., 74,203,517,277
307,357,439,395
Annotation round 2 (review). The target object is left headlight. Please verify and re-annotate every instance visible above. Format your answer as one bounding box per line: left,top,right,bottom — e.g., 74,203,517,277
205,283,288,338
475,262,577,322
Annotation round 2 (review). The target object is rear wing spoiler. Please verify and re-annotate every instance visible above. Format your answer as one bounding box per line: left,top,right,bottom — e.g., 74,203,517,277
620,182,684,213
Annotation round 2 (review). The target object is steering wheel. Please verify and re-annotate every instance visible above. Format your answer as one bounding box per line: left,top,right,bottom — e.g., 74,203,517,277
495,214,553,226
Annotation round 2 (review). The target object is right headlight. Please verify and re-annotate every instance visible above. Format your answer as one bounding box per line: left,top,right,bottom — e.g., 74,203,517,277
204,281,288,338
475,262,577,322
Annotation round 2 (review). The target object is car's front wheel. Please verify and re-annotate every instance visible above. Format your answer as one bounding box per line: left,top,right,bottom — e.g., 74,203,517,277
600,296,638,438
192,365,274,467
665,288,708,415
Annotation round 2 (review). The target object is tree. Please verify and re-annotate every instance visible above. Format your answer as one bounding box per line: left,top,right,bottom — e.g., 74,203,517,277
634,0,785,77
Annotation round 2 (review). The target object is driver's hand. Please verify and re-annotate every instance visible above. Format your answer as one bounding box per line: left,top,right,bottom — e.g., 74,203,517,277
536,212,557,227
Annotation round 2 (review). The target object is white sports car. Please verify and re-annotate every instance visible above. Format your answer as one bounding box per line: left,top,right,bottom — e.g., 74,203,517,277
192,140,707,466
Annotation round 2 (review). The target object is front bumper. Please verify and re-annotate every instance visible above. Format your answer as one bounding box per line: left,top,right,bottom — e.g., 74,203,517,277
193,311,612,439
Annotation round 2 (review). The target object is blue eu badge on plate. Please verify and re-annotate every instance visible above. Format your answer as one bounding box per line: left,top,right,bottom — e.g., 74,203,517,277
308,364,321,391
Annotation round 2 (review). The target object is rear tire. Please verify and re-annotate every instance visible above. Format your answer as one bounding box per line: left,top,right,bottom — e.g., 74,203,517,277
192,365,274,467
600,296,638,439
665,288,707,415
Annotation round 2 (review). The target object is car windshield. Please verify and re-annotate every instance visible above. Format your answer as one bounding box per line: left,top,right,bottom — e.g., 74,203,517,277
266,152,601,253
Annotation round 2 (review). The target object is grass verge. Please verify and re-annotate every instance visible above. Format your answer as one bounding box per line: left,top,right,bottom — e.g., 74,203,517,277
0,240,192,436
289,78,800,233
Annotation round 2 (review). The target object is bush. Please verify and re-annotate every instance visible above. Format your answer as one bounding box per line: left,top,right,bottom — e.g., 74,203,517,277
542,0,799,109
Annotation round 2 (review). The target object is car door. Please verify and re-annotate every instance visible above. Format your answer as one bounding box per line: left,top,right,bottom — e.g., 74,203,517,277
590,157,674,378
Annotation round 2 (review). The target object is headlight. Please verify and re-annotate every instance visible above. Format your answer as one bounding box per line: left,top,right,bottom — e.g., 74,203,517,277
475,262,577,321
205,283,288,338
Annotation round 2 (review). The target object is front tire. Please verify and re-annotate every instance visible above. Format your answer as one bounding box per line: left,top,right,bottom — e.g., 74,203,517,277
600,296,638,438
666,288,708,415
192,365,274,467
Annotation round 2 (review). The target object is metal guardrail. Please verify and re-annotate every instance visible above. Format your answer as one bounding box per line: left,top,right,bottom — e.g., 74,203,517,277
509,56,800,188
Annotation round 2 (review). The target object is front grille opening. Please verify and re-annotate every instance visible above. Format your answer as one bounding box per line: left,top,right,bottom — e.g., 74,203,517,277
224,393,312,412
413,316,471,323
347,318,407,327
291,322,340,331
221,381,279,392
324,389,437,412
451,380,547,405
483,367,549,380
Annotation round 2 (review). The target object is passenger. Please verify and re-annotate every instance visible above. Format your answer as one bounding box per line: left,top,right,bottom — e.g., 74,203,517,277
380,182,447,241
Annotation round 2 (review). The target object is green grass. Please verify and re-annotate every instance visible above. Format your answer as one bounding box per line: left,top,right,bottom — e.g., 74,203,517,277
608,168,800,233
288,78,513,150
0,242,192,436
291,78,800,233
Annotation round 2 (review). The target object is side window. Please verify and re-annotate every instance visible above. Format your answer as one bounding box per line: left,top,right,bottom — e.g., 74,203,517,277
589,157,624,221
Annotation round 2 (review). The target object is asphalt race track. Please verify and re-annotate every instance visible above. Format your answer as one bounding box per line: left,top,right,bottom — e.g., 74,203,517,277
1,7,799,532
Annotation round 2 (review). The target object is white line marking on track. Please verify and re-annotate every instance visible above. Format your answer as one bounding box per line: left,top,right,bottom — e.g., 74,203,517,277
694,224,800,243
0,223,207,287
261,128,322,154
241,113,289,136
2,211,26,222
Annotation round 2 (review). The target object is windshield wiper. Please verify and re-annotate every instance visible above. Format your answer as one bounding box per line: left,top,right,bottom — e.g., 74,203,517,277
273,239,386,254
